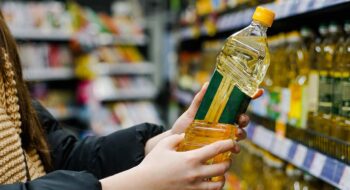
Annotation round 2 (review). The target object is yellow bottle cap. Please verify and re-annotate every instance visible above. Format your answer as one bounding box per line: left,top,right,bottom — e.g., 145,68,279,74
252,6,275,27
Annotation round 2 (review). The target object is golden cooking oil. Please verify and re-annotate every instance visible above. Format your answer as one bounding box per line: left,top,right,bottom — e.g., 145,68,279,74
178,7,275,181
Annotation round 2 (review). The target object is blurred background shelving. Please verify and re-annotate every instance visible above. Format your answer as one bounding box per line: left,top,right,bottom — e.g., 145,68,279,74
1,0,163,136
2,0,350,189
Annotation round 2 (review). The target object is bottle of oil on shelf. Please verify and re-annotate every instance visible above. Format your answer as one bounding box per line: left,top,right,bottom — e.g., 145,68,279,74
338,21,350,143
287,31,310,128
314,23,334,135
307,25,326,130
177,6,275,169
330,22,347,139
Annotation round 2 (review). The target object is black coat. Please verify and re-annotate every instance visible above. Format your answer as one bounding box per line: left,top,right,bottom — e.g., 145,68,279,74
0,101,164,190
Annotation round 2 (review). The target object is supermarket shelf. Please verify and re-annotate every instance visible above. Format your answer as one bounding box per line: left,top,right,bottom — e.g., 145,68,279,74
76,33,147,47
95,87,158,102
23,67,75,81
94,33,147,46
11,29,146,45
95,62,155,75
179,0,350,40
11,30,72,41
246,121,350,189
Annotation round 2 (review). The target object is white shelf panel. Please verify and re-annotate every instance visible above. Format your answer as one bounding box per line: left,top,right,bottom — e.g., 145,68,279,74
12,30,72,41
23,67,75,81
247,122,350,189
96,87,158,101
95,62,154,75
180,0,350,40
11,29,146,45
94,33,147,46
76,33,147,46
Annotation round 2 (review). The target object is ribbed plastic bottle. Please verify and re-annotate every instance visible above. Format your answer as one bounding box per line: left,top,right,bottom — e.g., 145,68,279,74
178,6,275,166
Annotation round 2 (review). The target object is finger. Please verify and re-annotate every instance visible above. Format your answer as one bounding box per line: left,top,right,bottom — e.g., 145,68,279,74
230,143,240,154
195,180,225,190
198,161,231,178
186,82,209,118
193,140,234,162
237,114,249,128
235,128,247,141
252,88,264,99
162,134,184,149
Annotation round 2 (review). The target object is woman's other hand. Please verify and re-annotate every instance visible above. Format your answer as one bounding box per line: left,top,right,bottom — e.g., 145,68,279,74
102,134,235,190
140,134,234,190
171,83,264,142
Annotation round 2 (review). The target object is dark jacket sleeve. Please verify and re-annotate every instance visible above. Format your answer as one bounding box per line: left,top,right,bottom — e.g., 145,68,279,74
32,100,165,179
0,170,101,190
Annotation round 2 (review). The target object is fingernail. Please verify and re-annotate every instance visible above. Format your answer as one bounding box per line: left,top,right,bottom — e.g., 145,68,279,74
203,82,209,89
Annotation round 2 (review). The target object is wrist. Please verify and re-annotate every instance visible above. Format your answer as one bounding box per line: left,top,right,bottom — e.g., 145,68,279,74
100,166,150,190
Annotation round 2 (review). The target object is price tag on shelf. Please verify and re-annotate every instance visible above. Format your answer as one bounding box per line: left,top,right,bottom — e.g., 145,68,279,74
321,158,337,182
309,153,327,177
271,137,292,159
252,126,274,151
339,166,350,190
293,144,307,167
333,162,346,185
302,149,315,170
287,142,297,161
297,0,311,13
246,122,256,139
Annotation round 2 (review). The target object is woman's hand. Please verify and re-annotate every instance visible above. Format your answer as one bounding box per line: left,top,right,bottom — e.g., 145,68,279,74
101,134,235,190
145,83,263,155
172,83,263,142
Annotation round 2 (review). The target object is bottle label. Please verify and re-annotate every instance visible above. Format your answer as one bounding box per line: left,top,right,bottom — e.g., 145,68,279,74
318,72,333,114
289,84,308,128
308,70,319,113
267,87,281,120
333,75,344,115
195,70,251,125
341,76,350,118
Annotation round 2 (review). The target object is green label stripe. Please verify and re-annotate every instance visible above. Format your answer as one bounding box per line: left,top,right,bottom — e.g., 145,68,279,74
219,86,251,124
195,70,223,120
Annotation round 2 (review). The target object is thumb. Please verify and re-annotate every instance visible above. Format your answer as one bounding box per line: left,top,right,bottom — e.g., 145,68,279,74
162,134,185,149
186,82,209,118
252,88,264,99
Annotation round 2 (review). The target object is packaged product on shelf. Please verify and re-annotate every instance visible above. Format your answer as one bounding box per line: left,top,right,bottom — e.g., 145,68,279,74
287,31,310,128
177,51,202,92
18,43,73,69
90,102,161,135
2,1,72,35
178,7,275,177
97,46,145,63
318,24,336,111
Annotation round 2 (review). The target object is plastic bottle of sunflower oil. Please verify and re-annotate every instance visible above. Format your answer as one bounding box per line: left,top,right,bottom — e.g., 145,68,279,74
178,6,275,171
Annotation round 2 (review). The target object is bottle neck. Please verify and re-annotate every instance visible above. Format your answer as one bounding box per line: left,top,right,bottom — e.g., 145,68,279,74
251,20,268,34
